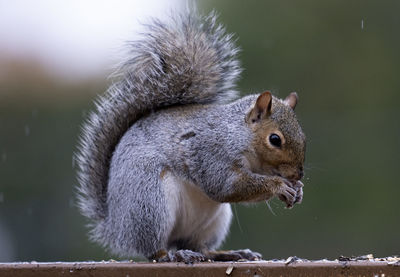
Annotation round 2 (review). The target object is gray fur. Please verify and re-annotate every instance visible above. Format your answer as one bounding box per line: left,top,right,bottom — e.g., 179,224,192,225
76,10,241,221
76,10,305,259
76,10,241,257
102,97,255,257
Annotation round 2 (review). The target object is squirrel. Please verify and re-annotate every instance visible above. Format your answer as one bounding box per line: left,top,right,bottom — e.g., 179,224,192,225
76,10,306,263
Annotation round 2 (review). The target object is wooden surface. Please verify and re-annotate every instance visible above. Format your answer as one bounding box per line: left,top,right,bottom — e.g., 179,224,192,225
1,260,399,277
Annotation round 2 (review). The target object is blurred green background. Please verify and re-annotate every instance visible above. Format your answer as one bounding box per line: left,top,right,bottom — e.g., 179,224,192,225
0,0,399,262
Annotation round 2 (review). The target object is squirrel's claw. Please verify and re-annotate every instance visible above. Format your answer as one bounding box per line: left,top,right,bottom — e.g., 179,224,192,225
230,249,262,261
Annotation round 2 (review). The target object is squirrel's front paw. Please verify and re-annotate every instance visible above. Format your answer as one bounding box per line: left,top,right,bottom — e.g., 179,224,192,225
292,180,303,204
276,179,297,208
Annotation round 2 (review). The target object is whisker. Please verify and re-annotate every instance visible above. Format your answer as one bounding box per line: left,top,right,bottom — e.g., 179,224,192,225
265,200,276,216
232,203,243,233
304,163,326,171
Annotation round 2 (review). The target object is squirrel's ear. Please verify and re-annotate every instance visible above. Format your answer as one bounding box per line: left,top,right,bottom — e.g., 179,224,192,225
284,92,298,110
248,91,272,123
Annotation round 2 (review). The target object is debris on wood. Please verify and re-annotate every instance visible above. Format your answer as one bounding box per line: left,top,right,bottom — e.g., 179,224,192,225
225,265,234,275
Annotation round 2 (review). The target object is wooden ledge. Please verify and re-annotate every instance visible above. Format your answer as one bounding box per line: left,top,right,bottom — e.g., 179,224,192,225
0,260,399,277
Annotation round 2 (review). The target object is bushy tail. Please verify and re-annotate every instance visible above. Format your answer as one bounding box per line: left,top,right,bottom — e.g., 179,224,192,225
76,10,241,221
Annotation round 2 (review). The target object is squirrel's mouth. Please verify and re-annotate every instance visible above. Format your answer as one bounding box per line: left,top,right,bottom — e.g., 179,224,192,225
271,169,304,184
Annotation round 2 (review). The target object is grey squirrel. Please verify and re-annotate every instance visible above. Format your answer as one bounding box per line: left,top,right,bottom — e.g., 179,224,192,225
76,10,306,263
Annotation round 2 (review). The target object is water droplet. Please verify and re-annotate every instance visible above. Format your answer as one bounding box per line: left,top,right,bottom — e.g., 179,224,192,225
24,126,30,136
361,19,364,30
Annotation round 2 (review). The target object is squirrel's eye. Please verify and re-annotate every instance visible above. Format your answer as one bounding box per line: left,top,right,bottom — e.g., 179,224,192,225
269,133,282,148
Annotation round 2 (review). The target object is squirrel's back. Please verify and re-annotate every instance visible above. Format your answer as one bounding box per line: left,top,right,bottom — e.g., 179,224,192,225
76,10,241,223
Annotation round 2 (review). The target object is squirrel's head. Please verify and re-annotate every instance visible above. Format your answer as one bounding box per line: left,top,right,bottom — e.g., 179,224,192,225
245,91,306,182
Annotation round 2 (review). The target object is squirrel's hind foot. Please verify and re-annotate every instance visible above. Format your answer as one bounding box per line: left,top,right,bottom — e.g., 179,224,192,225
152,248,262,263
156,249,205,263
204,249,262,261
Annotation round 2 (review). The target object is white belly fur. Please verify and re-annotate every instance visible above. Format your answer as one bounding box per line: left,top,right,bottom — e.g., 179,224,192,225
162,171,232,250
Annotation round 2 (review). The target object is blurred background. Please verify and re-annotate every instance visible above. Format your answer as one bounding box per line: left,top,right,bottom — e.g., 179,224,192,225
0,0,399,262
